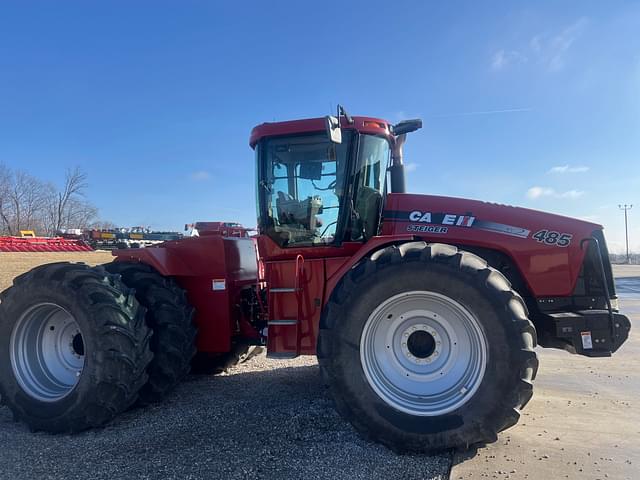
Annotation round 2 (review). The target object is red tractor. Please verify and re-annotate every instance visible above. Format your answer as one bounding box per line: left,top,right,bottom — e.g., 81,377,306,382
0,108,631,452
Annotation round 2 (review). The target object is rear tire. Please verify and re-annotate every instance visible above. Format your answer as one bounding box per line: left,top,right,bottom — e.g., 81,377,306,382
317,242,538,452
0,263,152,432
104,262,197,404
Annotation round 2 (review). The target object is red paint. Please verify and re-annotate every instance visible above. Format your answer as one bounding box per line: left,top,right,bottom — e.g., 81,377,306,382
250,116,392,148
0,236,92,252
381,194,600,297
187,221,252,238
114,235,258,353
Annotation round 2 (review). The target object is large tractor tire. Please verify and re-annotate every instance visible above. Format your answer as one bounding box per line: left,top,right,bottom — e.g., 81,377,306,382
317,242,538,453
0,263,152,433
104,262,197,404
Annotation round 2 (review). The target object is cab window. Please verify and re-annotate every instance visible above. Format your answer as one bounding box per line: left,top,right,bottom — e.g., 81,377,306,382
259,133,353,247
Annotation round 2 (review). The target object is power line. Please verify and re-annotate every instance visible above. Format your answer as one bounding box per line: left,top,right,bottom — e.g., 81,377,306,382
618,204,633,264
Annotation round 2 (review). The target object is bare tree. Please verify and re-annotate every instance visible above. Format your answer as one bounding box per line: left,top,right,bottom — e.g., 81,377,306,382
46,167,90,234
0,166,51,235
8,171,51,233
0,164,102,236
61,198,98,230
0,164,12,234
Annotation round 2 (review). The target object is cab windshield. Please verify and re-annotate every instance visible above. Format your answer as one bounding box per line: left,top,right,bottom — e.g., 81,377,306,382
258,131,390,247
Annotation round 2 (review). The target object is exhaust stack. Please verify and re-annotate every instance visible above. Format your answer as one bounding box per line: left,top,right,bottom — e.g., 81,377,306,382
390,119,422,193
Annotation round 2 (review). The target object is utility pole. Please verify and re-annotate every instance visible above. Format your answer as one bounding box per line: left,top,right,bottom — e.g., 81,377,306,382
619,204,633,264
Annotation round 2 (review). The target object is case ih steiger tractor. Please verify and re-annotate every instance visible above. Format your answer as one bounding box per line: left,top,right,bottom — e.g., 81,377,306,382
0,108,631,452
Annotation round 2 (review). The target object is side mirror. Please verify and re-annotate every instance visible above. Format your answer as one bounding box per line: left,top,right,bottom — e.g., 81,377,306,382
325,115,342,144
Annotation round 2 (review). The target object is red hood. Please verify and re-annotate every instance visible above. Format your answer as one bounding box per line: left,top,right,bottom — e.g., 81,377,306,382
381,193,603,297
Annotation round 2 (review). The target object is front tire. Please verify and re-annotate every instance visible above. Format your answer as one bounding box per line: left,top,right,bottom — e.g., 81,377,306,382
0,263,152,432
318,242,538,452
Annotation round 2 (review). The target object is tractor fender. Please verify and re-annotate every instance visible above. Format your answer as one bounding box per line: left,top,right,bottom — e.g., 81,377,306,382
324,237,534,312
324,235,414,302
112,246,192,277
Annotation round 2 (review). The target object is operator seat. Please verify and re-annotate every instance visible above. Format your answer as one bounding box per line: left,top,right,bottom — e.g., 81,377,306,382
276,191,298,225
354,186,383,240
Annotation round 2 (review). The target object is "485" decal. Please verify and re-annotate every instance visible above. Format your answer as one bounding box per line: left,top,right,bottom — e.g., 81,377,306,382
532,229,572,247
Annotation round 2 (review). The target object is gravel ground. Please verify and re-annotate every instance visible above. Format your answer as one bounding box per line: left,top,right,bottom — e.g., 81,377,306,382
0,252,449,479
0,355,451,480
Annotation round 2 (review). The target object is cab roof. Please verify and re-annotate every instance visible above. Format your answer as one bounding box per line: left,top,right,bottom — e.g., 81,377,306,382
249,116,392,148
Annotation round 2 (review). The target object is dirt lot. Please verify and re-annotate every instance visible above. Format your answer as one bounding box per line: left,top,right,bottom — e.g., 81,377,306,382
0,251,113,291
0,253,637,480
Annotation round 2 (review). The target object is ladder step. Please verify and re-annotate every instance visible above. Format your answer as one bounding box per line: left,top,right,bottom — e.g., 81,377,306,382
268,319,298,326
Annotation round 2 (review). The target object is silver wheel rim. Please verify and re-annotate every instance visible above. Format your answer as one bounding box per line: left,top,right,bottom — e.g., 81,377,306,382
360,291,488,416
10,303,85,402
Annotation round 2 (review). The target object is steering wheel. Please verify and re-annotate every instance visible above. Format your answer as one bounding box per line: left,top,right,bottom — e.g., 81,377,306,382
311,179,337,191
319,220,337,238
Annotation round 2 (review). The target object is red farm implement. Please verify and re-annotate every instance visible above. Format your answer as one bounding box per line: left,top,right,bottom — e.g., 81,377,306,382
0,236,93,252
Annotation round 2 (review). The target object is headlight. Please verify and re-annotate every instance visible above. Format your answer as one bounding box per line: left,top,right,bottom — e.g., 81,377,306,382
610,297,619,311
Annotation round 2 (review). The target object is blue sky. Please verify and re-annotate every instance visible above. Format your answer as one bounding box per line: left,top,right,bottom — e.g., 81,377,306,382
1,1,638,252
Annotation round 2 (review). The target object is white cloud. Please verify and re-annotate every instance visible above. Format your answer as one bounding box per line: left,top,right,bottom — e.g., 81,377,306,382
190,170,211,181
404,162,418,173
526,186,584,199
547,164,590,174
493,17,588,73
527,186,555,199
560,189,585,199
530,17,588,71
491,49,527,71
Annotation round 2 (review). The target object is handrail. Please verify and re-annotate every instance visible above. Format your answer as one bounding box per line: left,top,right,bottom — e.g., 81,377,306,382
580,236,616,338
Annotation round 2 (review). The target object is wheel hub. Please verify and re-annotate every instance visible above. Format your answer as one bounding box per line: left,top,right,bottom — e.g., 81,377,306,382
10,303,85,402
360,291,488,416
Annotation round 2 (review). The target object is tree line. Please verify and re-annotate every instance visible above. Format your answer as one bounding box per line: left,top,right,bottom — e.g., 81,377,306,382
0,164,106,236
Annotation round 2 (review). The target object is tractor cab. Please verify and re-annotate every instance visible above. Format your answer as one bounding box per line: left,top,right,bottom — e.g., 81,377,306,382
251,112,421,248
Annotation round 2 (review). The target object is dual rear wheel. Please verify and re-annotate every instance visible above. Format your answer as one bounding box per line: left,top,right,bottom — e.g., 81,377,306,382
0,262,196,432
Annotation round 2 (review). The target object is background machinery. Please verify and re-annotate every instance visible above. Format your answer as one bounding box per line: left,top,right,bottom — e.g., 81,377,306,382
0,109,630,452
0,230,92,252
